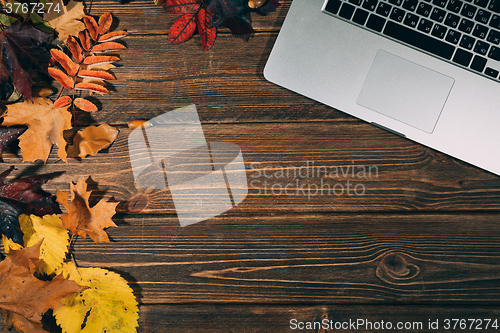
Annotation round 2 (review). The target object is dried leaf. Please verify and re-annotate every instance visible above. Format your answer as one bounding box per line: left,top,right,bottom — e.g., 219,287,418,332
77,69,115,81
45,0,87,42
50,49,79,77
54,262,139,333
82,55,120,66
79,30,91,51
1,97,72,162
198,7,216,50
163,0,202,14
67,124,118,158
73,97,98,111
53,96,73,108
92,41,126,53
83,16,99,41
169,14,197,45
99,30,128,42
48,67,74,90
66,35,83,63
56,177,118,243
98,12,113,35
74,82,109,94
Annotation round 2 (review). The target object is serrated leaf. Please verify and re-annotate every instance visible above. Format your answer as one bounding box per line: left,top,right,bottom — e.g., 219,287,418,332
45,0,87,42
99,31,128,42
163,0,202,14
79,30,91,51
50,49,79,76
55,262,139,333
169,13,197,45
66,36,83,63
198,7,216,50
48,68,74,90
77,70,115,81
3,214,70,276
73,98,98,112
74,82,109,94
82,55,120,66
67,124,118,158
98,12,113,35
92,42,126,53
83,16,99,41
53,96,73,108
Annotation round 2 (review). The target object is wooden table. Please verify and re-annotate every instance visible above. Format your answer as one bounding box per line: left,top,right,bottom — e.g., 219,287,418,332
6,0,500,331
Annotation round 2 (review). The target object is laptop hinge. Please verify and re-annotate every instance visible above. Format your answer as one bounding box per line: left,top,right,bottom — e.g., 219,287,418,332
371,122,406,138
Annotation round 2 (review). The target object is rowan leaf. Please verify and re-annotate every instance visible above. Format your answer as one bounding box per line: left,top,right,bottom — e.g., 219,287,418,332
45,0,87,42
77,69,115,81
56,177,118,243
74,82,109,94
198,7,216,50
99,30,128,42
55,262,139,333
83,16,99,41
66,35,83,63
79,30,91,51
53,96,73,108
50,49,79,76
82,55,120,66
98,12,113,35
48,67,74,90
169,13,197,45
163,0,202,14
72,97,98,112
67,124,118,158
0,242,85,329
0,126,26,162
1,97,73,162
92,42,127,53
3,214,70,276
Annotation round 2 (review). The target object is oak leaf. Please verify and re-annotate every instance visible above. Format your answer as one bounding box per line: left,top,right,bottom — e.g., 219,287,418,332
56,177,118,243
1,97,72,163
0,242,85,331
45,0,87,42
67,124,118,158
55,262,139,333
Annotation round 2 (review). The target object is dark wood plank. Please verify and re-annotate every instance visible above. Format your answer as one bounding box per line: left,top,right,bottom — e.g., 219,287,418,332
3,122,499,213
72,214,500,304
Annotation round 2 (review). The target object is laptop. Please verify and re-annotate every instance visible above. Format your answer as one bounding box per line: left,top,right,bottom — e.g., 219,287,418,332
264,0,500,176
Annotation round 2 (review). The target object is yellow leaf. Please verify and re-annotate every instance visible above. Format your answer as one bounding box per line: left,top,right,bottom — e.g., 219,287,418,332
1,97,72,162
45,0,87,42
3,214,70,276
67,124,119,158
54,262,139,333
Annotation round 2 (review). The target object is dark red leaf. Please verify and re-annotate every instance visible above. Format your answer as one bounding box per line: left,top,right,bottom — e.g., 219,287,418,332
0,127,26,163
163,0,202,14
168,14,197,45
207,0,253,40
197,8,216,50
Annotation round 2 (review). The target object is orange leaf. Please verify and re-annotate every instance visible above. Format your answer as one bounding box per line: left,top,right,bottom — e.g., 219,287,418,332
83,16,99,41
127,119,151,129
50,49,79,76
77,69,115,81
53,96,73,108
48,68,74,90
66,36,83,63
74,82,109,94
2,98,72,162
73,98,98,112
67,124,118,158
82,55,120,66
99,30,128,42
92,42,126,53
56,177,118,243
79,30,91,51
98,12,113,35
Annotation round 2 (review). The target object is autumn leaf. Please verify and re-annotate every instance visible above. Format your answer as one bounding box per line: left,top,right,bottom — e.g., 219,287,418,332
169,13,197,45
73,97,98,111
207,0,253,40
0,241,85,331
98,12,113,35
67,124,118,158
66,35,83,63
99,30,128,42
163,0,202,14
56,177,118,243
3,214,70,276
83,16,99,41
45,0,87,42
198,7,216,50
1,97,72,163
0,126,27,162
55,262,139,333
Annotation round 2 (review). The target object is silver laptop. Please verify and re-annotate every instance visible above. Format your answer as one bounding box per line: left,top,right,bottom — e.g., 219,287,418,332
264,0,500,175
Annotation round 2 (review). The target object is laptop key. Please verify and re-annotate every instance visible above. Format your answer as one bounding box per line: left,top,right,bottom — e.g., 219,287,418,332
432,0,447,7
363,0,379,11
402,0,418,11
459,18,474,32
431,23,448,38
485,67,499,77
475,9,491,24
470,55,487,71
383,21,455,59
474,0,488,7
472,23,488,38
488,0,500,13
376,2,393,16
474,40,490,54
366,13,387,31
431,8,446,22
445,13,461,27
461,3,478,18
453,48,474,65
418,18,434,32
390,8,406,22
488,45,500,60
447,0,464,12
404,13,419,27
339,3,356,19
446,29,462,43
353,8,370,24
487,29,500,44
324,0,342,14
417,2,432,16
460,34,476,48
490,14,500,28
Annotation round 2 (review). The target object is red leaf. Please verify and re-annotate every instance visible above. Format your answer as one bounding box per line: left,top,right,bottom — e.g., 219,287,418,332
50,49,79,76
66,36,83,63
53,96,73,108
163,0,202,14
48,68,73,90
83,16,99,41
73,98,98,111
169,14,197,45
197,8,216,50
98,13,113,35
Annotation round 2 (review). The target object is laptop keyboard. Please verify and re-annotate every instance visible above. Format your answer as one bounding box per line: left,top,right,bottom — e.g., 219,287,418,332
323,0,500,80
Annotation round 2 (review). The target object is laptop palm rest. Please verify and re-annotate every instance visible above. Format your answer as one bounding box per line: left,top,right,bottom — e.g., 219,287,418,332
357,50,455,134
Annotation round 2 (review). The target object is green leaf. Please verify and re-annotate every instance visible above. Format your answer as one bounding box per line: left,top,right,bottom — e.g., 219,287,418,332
30,13,54,33
0,14,17,27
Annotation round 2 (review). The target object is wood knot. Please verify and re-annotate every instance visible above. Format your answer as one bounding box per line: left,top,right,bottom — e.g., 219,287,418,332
376,252,420,284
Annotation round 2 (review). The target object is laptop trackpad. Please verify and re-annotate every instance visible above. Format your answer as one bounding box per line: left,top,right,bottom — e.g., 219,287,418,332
356,50,454,134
